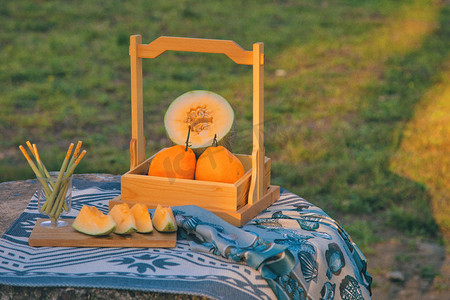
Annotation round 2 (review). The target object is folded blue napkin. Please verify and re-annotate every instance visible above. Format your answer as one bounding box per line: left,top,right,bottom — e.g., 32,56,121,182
174,205,372,300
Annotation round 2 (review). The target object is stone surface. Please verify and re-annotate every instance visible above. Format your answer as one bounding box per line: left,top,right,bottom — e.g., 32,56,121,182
387,271,405,282
0,286,211,300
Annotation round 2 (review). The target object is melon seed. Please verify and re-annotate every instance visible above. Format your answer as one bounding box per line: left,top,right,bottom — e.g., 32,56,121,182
185,105,214,133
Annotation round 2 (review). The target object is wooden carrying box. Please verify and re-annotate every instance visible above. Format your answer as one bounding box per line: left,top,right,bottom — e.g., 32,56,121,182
111,35,280,227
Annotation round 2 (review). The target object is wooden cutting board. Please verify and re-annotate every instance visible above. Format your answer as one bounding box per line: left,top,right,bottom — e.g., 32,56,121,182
28,219,177,248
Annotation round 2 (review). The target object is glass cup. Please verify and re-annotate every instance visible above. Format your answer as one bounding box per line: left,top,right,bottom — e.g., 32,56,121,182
37,171,72,228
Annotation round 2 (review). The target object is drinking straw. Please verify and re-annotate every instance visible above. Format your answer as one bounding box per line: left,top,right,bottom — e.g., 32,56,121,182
68,141,82,169
48,173,71,214
26,141,43,176
20,145,40,176
18,145,51,196
44,143,74,215
49,149,86,218
58,140,82,212
52,185,67,218
53,181,70,217
24,142,53,197
64,150,86,178
33,144,53,188
26,141,52,184
62,149,86,212
60,182,71,212
26,141,35,156
58,138,80,212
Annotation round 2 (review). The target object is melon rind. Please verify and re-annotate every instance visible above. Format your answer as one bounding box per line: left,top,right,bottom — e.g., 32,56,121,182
109,203,137,235
164,90,236,158
152,204,178,233
72,205,116,236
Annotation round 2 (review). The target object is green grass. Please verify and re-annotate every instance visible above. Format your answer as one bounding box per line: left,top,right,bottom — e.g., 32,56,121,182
420,264,440,280
342,219,381,255
1,0,449,244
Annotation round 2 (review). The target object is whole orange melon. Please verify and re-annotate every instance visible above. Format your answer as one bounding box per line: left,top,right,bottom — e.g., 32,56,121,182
195,145,245,184
148,145,196,179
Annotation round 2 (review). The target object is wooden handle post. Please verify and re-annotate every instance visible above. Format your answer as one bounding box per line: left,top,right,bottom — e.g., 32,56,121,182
130,138,137,169
129,35,146,168
248,42,265,205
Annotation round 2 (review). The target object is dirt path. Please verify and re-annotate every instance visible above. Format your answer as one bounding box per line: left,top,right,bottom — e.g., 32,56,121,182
368,237,449,299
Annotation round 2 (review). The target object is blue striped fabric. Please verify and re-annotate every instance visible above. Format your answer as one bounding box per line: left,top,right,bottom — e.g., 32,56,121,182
0,179,372,299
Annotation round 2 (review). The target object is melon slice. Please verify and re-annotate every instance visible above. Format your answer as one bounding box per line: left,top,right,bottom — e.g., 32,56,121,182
72,205,116,236
109,203,137,235
130,203,153,233
164,90,236,157
152,204,178,233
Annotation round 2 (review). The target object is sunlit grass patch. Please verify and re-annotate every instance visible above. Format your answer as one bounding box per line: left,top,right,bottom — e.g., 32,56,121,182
361,0,439,59
391,64,450,238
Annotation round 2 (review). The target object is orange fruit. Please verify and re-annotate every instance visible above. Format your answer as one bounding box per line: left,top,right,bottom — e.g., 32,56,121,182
148,145,196,179
195,145,245,183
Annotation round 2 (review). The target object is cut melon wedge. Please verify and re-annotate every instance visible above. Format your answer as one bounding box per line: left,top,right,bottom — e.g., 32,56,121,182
109,203,137,235
164,90,236,157
130,203,153,233
152,204,178,233
72,205,116,236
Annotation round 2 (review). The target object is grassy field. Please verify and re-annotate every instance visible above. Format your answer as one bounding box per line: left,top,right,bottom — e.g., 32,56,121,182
1,0,449,254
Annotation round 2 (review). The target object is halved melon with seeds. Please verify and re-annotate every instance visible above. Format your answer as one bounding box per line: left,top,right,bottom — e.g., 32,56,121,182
164,90,236,157
109,203,137,235
152,204,178,233
72,205,116,236
130,203,153,233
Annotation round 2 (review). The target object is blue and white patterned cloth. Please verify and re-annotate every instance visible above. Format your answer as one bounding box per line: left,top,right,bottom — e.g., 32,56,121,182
0,179,372,299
